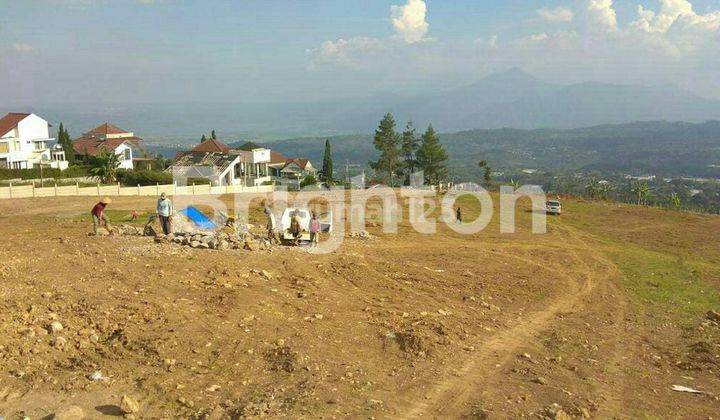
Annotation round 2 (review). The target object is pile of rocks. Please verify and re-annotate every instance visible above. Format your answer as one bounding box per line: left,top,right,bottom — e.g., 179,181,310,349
348,230,373,239
154,230,269,251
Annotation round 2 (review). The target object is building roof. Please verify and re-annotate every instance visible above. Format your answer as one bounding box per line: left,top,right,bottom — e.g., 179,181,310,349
86,122,129,136
192,138,231,154
169,151,239,176
269,151,289,165
283,158,311,171
0,113,31,137
73,137,138,156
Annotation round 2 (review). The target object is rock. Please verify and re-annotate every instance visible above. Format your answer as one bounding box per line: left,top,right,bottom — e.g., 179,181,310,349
120,395,140,414
554,409,571,420
52,405,84,420
520,352,532,360
49,321,63,334
707,310,720,322
217,240,229,251
190,241,201,248
52,336,67,348
533,376,548,385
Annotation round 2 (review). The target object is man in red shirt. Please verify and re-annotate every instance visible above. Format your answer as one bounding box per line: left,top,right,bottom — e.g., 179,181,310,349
91,197,112,235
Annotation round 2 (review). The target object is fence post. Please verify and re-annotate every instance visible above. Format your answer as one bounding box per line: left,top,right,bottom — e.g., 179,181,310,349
32,181,36,198
192,183,196,195
173,181,177,196
117,182,121,196
156,182,159,195
97,183,101,196
137,184,141,196
54,183,58,197
75,182,79,195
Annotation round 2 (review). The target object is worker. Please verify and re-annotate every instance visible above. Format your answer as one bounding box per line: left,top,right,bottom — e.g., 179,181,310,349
456,207,462,223
263,201,277,244
309,211,320,246
289,210,302,246
91,197,112,235
156,192,173,235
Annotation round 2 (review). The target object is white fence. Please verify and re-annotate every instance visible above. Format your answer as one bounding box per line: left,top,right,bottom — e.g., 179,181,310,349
0,182,274,200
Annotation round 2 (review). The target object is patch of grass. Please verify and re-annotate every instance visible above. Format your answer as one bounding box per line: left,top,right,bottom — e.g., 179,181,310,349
607,245,720,321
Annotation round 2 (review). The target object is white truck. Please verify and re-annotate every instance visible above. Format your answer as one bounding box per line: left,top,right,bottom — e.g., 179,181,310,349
545,200,562,215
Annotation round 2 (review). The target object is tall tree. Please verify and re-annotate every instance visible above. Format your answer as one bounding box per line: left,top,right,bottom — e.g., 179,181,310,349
211,130,217,140
200,134,207,143
400,121,419,184
416,124,448,185
321,139,333,184
370,113,402,185
56,123,74,163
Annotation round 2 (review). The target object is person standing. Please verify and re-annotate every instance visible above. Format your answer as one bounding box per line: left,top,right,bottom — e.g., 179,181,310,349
91,197,112,235
309,211,321,246
263,201,277,244
156,192,173,235
289,211,302,246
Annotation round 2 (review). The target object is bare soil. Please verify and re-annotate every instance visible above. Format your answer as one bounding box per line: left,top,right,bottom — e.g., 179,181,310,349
0,194,718,419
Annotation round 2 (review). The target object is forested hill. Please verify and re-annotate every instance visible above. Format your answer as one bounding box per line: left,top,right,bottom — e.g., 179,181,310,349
260,120,720,180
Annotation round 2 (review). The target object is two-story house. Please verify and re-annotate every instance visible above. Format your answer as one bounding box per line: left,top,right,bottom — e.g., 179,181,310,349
0,113,68,170
73,123,143,170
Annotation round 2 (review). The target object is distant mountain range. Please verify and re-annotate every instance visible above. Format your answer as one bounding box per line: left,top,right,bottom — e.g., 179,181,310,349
263,120,720,180
5,68,719,142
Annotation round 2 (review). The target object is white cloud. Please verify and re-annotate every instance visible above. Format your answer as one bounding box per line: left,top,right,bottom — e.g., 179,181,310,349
537,7,574,23
628,0,720,53
390,0,429,43
588,0,618,31
12,43,36,53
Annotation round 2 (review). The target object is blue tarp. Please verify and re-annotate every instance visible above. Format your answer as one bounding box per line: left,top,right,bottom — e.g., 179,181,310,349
179,206,217,229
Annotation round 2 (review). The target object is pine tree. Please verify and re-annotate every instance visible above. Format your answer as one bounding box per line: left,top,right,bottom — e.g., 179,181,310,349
400,121,419,184
370,113,401,185
201,134,207,143
211,130,217,140
321,139,333,184
416,124,448,185
57,123,74,163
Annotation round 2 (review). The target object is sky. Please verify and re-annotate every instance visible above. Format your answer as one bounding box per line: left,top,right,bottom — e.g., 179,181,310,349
1,0,720,105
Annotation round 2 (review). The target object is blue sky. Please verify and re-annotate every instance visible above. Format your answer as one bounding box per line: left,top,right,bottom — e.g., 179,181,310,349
2,0,719,104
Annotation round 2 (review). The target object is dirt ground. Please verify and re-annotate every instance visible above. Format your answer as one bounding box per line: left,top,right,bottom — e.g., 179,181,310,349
0,193,718,419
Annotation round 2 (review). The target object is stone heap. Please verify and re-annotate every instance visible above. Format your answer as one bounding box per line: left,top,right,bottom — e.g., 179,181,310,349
154,229,269,251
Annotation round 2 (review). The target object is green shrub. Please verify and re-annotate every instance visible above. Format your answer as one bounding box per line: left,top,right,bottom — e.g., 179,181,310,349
300,174,317,188
116,169,173,186
186,177,212,185
0,166,89,180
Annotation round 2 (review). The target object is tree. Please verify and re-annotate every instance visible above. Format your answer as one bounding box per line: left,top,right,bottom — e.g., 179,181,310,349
56,123,74,163
585,178,601,200
200,134,207,143
88,150,121,183
631,181,650,205
400,122,419,184
477,160,491,185
670,192,682,209
211,130,217,140
370,113,402,185
416,124,448,185
509,179,521,190
321,139,333,184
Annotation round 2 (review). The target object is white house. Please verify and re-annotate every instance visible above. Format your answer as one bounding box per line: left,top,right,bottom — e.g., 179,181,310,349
0,113,69,170
73,123,143,170
167,138,273,186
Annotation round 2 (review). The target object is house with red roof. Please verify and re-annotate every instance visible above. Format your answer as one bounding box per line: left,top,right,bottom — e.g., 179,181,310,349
267,150,316,184
73,123,144,170
0,113,68,170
